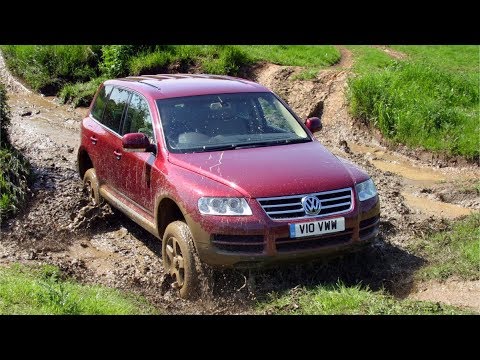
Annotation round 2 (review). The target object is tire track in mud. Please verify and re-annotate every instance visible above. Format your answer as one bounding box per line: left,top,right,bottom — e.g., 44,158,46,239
1,50,479,312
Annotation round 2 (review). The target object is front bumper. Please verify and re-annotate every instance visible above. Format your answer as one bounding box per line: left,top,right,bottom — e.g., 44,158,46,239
188,195,380,268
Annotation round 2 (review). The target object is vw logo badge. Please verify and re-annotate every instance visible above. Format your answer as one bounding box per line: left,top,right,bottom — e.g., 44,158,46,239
301,195,321,216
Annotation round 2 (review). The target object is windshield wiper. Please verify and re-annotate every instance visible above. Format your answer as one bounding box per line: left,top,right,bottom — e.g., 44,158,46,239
195,144,237,152
234,138,310,149
191,138,311,152
233,141,277,149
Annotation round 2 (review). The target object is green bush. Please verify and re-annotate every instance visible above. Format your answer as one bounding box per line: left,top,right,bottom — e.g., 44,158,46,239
0,147,31,221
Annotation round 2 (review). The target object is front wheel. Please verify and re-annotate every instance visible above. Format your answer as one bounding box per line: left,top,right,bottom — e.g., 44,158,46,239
162,221,202,299
83,168,103,206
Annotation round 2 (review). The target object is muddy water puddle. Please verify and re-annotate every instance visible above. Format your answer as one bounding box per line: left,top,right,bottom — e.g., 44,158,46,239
350,143,447,183
349,143,478,219
8,93,87,128
402,192,475,219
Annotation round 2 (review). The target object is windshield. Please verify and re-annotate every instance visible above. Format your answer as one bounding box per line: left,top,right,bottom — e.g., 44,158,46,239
156,92,310,153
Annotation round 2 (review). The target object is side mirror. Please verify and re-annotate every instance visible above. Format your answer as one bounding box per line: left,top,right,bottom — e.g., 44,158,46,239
305,117,322,133
122,133,151,152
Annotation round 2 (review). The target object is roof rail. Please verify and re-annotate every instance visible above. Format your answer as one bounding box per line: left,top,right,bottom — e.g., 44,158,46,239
138,80,162,90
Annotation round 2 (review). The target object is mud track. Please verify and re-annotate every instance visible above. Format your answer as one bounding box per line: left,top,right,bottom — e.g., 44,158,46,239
1,48,479,313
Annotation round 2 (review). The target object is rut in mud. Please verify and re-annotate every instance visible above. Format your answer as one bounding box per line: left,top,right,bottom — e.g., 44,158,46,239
1,48,479,313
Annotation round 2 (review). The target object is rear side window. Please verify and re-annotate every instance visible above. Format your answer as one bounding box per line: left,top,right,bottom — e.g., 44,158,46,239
90,85,112,121
102,87,131,133
122,93,154,142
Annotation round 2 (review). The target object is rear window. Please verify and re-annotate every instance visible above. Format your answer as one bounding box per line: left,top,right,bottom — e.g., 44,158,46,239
101,87,131,133
90,85,112,121
122,93,154,143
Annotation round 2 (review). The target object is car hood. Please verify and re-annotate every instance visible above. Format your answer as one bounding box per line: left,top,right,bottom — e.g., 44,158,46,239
168,141,368,198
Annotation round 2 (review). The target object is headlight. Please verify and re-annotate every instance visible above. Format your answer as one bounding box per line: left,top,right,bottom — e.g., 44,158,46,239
355,178,378,201
198,197,252,216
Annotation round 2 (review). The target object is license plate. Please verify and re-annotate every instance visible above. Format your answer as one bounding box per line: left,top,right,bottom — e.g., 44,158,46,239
289,217,345,238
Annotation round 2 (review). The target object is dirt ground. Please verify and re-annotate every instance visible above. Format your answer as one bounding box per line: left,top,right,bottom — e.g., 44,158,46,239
1,48,479,313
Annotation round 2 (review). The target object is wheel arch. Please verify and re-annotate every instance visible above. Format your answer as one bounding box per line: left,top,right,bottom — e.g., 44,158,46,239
77,147,94,179
156,196,188,239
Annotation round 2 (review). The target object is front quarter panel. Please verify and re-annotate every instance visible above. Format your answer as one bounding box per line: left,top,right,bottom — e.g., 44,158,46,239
153,162,260,243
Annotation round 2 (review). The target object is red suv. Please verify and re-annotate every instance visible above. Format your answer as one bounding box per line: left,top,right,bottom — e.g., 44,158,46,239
78,74,380,298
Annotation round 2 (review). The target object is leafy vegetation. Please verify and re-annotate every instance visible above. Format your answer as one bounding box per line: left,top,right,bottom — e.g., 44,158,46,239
0,148,30,220
348,45,479,160
0,264,158,314
409,213,480,281
0,84,31,221
258,281,470,315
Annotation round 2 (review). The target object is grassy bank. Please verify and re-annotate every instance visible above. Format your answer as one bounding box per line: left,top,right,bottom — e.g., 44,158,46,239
0,45,102,95
1,45,340,107
0,83,31,221
348,45,479,160
0,264,157,314
409,213,480,281
258,281,470,315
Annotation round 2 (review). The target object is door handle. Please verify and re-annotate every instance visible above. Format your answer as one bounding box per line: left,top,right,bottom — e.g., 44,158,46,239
113,150,122,160
90,136,98,145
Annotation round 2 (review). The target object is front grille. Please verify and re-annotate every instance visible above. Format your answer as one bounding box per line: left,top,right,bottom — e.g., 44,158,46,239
257,188,353,220
276,229,353,252
212,234,264,253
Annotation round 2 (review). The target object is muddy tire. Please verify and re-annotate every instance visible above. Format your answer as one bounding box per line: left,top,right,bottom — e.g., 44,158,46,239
162,221,202,300
83,168,103,206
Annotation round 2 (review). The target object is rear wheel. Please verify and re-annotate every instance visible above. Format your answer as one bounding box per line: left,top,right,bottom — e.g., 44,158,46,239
83,168,103,206
162,221,201,299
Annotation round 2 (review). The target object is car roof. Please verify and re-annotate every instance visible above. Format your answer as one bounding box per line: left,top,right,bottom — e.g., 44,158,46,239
105,74,270,100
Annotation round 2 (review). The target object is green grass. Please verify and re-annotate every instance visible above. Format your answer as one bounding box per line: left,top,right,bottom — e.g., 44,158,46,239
347,46,396,74
129,45,252,76
258,281,470,314
0,264,158,315
409,213,480,281
239,45,340,81
237,45,340,67
348,45,480,160
392,45,480,75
